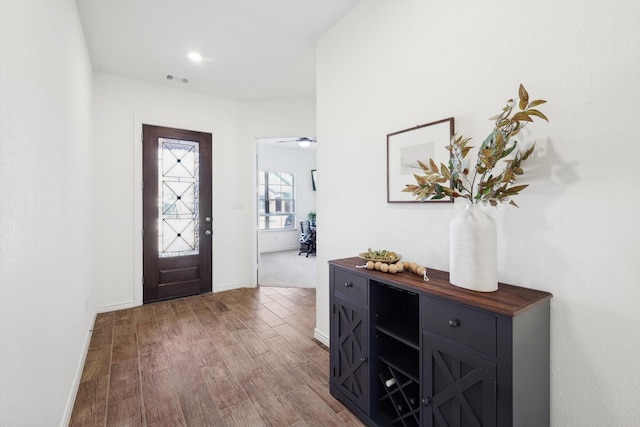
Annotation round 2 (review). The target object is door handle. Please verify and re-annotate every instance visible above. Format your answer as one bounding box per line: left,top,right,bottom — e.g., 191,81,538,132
204,230,212,236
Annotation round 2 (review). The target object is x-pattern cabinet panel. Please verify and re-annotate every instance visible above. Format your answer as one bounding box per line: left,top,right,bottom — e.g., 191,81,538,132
332,297,369,410
423,332,497,426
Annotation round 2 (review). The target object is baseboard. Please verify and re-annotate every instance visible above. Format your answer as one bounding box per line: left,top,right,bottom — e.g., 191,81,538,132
215,282,255,292
95,284,254,313
96,300,137,313
60,311,96,427
259,246,300,254
314,327,330,347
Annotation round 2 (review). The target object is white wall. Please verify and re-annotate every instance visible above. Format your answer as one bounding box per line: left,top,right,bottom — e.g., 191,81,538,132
241,97,316,139
258,145,316,252
0,1,95,425
239,97,316,282
317,1,640,425
92,80,317,306
93,72,251,307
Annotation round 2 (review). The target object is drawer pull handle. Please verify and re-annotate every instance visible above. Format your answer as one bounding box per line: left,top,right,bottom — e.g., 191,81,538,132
449,319,460,327
344,282,353,287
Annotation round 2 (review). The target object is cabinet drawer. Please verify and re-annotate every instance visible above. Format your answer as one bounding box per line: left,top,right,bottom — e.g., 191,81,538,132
333,268,368,305
422,296,496,356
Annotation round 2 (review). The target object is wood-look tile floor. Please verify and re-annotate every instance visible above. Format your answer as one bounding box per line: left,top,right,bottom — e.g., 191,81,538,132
70,286,364,427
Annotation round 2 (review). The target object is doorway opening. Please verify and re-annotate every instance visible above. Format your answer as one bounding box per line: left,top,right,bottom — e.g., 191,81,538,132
256,137,317,288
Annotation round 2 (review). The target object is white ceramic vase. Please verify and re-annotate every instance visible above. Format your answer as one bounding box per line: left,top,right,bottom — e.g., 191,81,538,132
449,202,498,292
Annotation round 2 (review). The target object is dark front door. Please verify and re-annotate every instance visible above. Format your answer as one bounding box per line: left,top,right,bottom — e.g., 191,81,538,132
142,124,212,303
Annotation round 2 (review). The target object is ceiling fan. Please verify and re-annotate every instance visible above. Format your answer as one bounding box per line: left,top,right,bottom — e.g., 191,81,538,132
276,136,317,147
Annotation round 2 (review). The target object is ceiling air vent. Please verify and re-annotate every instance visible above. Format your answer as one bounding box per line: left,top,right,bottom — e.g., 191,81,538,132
166,74,189,84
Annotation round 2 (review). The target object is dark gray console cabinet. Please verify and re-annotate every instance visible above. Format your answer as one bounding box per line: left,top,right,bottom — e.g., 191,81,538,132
329,257,552,427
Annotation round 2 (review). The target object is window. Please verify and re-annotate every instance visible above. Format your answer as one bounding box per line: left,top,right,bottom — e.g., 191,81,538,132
258,171,295,230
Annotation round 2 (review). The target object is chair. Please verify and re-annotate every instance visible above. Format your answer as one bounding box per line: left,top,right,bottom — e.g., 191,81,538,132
298,220,316,257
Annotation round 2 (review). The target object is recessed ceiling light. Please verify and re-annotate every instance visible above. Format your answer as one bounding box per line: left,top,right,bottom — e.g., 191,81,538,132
188,52,203,62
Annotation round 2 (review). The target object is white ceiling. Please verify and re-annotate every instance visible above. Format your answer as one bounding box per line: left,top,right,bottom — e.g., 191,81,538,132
76,0,359,101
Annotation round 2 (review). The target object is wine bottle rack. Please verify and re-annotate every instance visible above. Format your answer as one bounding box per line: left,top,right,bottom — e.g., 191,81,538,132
377,364,420,427
371,281,420,426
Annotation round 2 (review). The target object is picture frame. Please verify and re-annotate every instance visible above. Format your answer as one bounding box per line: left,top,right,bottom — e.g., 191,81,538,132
387,117,455,203
311,169,317,191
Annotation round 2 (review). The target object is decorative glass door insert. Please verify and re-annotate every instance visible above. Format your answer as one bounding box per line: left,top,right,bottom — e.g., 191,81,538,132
158,138,199,257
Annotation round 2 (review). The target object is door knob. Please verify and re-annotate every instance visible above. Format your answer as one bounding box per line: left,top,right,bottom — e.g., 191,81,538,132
204,230,212,236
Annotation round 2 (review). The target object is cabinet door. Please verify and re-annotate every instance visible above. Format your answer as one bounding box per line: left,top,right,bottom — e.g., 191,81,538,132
422,333,496,427
331,297,369,412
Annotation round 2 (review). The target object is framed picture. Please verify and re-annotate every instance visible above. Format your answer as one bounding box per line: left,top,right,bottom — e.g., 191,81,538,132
311,169,317,191
387,117,455,203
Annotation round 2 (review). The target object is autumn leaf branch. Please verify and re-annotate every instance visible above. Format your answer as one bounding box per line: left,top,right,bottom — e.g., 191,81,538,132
403,84,548,207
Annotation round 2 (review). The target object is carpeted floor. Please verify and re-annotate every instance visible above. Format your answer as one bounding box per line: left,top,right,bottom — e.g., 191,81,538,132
258,249,317,288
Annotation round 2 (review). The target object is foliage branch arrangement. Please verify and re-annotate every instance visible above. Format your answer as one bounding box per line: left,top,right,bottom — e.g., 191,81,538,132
403,84,549,207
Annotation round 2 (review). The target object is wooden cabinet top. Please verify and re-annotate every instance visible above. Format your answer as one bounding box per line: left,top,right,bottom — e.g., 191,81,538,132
329,257,552,317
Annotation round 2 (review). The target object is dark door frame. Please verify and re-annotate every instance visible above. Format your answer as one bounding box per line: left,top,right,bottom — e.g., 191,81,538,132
132,119,214,306
142,124,212,303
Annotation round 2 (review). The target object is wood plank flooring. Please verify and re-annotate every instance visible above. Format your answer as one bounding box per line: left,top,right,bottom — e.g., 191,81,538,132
70,286,364,427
